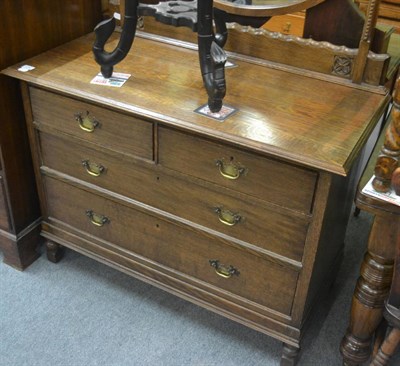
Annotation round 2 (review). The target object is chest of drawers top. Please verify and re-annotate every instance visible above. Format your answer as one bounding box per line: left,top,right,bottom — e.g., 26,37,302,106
3,32,389,177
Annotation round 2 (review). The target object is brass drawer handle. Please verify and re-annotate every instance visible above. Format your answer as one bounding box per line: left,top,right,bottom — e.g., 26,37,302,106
282,22,292,33
82,160,105,177
85,210,110,227
75,111,100,132
209,260,240,279
214,207,242,226
215,159,245,180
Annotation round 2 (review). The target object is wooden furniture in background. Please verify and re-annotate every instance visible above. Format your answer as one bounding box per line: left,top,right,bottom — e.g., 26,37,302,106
340,74,400,365
3,26,391,364
263,11,305,36
132,0,399,89
255,0,400,38
0,0,102,270
372,75,400,194
357,0,400,34
263,0,400,59
370,231,400,366
263,0,398,40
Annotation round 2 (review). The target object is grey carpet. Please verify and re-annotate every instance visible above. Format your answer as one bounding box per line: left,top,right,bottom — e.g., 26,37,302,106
1,209,399,366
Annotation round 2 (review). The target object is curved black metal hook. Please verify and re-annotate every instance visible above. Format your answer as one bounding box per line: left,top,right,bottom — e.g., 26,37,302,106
213,8,228,48
198,0,227,113
92,0,139,78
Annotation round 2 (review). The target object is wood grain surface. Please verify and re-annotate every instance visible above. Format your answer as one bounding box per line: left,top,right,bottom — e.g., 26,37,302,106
2,32,390,176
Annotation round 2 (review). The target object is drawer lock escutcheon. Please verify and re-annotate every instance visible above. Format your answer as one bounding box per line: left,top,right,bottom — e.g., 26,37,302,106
75,111,100,132
209,260,240,279
86,210,110,227
214,207,242,226
215,159,245,180
82,160,105,177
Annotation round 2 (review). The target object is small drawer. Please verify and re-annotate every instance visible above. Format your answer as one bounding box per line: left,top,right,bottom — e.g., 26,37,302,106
44,177,298,316
263,13,305,36
0,175,10,231
40,132,308,261
158,127,318,213
29,87,153,160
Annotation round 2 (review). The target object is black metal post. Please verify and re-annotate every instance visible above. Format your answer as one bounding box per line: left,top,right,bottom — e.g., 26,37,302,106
92,0,139,78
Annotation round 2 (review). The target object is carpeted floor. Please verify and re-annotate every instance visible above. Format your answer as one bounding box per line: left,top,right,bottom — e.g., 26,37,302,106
1,209,399,366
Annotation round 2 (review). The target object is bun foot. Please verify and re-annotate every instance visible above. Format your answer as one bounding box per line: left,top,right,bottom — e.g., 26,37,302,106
281,343,300,366
46,241,64,263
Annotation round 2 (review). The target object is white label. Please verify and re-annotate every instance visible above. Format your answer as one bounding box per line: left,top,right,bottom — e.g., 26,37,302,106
362,176,400,207
90,72,131,87
18,65,35,72
194,103,238,121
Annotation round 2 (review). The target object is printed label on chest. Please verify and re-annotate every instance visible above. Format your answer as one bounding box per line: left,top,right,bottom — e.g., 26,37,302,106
90,72,131,87
194,103,238,121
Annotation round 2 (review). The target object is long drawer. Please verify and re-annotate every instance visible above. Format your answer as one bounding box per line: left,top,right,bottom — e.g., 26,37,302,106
158,126,318,214
43,176,299,316
39,131,309,262
29,87,154,160
0,175,10,231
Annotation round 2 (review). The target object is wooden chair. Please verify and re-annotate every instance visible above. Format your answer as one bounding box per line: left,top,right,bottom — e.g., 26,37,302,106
370,230,400,365
341,74,400,365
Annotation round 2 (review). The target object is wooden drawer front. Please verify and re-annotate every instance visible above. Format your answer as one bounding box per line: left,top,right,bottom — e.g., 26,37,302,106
263,13,305,36
44,177,298,315
40,133,308,261
158,127,317,213
29,87,153,160
0,176,10,231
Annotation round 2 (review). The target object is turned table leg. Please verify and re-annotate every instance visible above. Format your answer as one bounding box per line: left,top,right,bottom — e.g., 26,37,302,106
281,343,300,366
46,240,64,263
370,327,400,366
340,216,397,365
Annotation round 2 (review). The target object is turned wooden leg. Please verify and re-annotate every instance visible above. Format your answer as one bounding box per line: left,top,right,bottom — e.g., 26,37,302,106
372,319,388,357
46,241,64,263
340,216,397,365
370,327,400,366
281,343,300,366
371,227,400,366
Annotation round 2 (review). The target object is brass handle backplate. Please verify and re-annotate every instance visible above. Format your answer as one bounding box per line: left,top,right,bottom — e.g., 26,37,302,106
86,210,110,227
82,160,105,177
75,111,100,132
215,159,245,180
209,260,239,279
214,207,242,226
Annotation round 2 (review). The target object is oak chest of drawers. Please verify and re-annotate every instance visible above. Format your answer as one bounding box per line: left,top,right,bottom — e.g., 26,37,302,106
3,32,390,364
